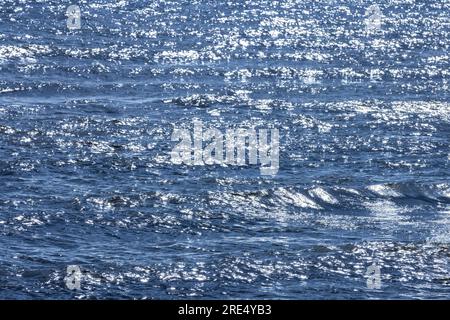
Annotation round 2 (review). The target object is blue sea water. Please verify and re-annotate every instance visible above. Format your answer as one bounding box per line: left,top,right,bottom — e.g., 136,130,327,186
0,0,449,299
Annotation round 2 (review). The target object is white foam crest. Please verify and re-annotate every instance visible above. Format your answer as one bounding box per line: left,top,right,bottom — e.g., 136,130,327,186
308,187,339,204
274,187,322,209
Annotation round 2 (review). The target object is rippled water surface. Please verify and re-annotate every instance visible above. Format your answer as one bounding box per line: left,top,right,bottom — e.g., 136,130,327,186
0,0,449,299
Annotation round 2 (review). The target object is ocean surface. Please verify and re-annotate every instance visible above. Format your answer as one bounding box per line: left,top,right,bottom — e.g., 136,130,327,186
0,0,449,299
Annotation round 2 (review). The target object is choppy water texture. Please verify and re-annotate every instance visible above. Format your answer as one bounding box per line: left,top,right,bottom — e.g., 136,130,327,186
0,0,449,299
